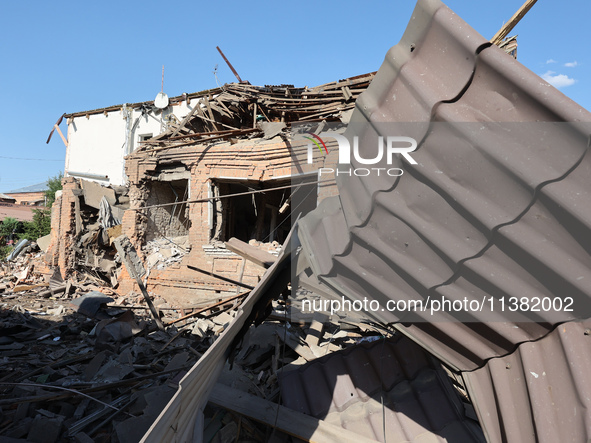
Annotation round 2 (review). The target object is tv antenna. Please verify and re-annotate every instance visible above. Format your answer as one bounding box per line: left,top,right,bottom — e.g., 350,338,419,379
154,65,169,109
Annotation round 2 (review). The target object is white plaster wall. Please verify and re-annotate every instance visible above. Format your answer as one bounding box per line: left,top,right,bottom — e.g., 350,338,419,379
65,98,202,186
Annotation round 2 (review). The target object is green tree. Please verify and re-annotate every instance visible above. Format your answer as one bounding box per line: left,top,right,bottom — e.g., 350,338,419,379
0,217,21,239
0,174,62,247
0,217,21,258
45,172,63,208
20,209,51,241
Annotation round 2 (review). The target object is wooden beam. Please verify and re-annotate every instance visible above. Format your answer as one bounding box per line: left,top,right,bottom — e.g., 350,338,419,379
208,383,379,443
166,291,249,326
225,237,277,268
491,0,538,46
170,103,200,138
113,236,164,330
203,97,220,131
216,46,244,83
54,124,69,148
187,265,255,290
46,113,65,144
192,106,239,131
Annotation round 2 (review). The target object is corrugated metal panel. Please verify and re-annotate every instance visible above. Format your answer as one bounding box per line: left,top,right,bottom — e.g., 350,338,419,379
279,335,485,442
297,0,591,367
294,0,591,441
464,320,591,443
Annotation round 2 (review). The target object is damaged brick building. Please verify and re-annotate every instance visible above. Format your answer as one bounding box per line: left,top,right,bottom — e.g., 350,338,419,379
46,75,374,306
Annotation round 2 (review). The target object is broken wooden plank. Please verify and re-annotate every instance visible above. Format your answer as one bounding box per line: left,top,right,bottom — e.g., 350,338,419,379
216,46,244,83
113,235,164,330
491,0,537,45
12,283,49,293
208,383,378,443
192,108,240,131
54,124,69,147
46,113,66,144
225,237,277,269
169,103,200,138
186,265,255,290
203,97,220,131
166,292,248,326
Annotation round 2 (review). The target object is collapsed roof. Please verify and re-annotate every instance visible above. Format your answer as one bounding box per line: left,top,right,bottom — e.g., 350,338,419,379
131,73,375,153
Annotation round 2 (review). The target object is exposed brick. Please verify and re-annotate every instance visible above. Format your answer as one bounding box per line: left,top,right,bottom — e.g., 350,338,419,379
48,137,336,307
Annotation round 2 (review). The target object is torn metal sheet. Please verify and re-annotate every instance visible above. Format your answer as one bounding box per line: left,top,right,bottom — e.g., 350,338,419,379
209,382,380,443
297,0,591,359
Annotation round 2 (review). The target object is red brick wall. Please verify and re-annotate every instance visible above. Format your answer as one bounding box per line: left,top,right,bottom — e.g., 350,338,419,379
49,137,338,306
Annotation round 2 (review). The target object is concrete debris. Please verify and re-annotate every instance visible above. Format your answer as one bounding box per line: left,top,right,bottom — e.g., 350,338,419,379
0,257,257,442
80,179,117,210
36,234,52,253
0,253,396,443
143,236,188,271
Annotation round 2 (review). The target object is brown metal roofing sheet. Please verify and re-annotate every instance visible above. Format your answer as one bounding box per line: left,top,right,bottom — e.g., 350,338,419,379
293,0,591,441
297,0,591,367
279,335,485,442
463,319,591,443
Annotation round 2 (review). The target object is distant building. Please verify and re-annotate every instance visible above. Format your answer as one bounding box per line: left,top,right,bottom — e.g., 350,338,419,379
0,193,16,204
4,182,48,206
0,193,34,221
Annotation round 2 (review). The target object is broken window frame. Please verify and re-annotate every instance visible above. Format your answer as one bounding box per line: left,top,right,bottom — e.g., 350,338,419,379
208,173,319,245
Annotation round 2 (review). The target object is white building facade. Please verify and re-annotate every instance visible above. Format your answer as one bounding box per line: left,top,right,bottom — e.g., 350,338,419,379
62,89,219,187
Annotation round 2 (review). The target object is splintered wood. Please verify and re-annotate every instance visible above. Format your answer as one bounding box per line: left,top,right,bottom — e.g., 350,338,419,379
135,73,375,152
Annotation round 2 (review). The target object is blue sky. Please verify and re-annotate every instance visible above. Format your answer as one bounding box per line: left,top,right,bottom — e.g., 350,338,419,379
0,0,589,193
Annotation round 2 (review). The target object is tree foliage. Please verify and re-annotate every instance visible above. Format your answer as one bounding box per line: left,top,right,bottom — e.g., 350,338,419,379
45,172,63,208
21,209,51,241
0,217,21,239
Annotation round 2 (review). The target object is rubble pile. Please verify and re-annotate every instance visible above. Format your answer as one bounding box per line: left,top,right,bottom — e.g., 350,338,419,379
66,180,130,288
143,236,189,273
1,242,48,296
1,247,392,442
